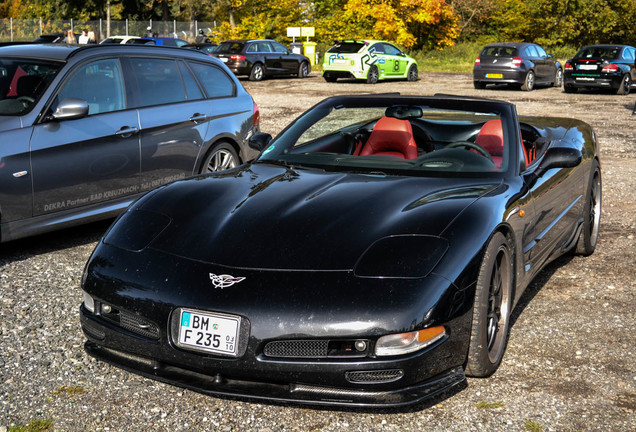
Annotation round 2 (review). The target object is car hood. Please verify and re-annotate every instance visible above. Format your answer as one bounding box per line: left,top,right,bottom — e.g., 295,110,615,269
135,162,500,270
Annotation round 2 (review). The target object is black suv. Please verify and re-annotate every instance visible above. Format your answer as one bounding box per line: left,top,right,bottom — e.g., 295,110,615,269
473,42,562,91
214,39,311,81
0,43,260,242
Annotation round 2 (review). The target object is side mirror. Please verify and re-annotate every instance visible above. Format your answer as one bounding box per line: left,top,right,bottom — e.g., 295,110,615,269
249,132,272,152
51,98,89,121
547,53,554,58
533,147,582,179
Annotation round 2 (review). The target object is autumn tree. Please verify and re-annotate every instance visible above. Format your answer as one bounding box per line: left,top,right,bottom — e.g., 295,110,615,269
316,0,458,50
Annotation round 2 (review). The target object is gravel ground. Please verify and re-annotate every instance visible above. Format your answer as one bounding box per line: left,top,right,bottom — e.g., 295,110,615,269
1,72,635,432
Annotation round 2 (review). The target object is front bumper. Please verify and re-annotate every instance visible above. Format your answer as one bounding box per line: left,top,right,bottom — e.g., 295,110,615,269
80,244,472,407
84,340,465,407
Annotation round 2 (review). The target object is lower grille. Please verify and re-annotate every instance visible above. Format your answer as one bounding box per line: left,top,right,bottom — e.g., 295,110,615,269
345,369,404,384
264,340,329,358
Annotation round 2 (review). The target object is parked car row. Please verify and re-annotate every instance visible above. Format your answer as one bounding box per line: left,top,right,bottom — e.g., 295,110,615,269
473,42,635,95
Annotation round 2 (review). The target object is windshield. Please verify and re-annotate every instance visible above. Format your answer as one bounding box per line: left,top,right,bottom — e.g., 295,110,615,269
258,97,515,175
0,58,62,116
575,46,620,60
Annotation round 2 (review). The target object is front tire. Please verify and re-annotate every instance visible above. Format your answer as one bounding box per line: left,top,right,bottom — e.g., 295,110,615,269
201,142,239,173
520,70,535,91
366,65,379,84
466,231,514,377
616,74,631,95
298,61,309,78
249,63,264,81
407,64,418,81
575,161,602,255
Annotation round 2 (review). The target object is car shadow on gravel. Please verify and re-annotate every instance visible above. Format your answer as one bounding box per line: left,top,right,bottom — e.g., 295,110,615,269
509,253,575,328
0,219,112,264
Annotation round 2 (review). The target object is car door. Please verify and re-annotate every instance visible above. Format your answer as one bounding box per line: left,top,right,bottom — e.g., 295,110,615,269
127,56,211,193
271,41,297,74
524,144,586,273
382,43,408,77
524,45,543,80
533,45,551,81
29,57,141,217
257,42,284,74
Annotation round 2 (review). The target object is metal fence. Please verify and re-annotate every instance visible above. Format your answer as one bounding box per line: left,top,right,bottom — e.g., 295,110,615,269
0,18,221,43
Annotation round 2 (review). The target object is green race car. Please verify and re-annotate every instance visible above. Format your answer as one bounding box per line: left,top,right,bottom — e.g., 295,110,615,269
322,40,419,84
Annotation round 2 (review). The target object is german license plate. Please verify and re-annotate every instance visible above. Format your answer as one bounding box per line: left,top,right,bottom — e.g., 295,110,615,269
486,73,503,79
578,64,597,70
177,309,240,356
220,57,228,62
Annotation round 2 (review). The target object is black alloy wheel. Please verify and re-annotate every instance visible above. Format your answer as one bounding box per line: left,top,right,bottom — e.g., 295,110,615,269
407,64,418,81
366,65,379,84
616,74,631,95
575,161,602,255
466,231,513,377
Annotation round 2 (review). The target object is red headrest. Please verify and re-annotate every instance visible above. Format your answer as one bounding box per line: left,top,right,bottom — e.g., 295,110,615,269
475,120,504,157
359,117,418,159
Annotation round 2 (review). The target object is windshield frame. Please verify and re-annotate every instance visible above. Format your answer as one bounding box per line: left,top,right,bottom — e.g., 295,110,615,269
257,95,519,178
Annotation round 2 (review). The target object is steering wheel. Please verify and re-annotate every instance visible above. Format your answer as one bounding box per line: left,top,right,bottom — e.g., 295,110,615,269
17,96,35,107
446,141,494,163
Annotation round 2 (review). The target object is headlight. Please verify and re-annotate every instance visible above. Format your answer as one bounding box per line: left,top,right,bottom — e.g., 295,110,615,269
82,290,95,313
375,326,446,356
103,208,171,252
354,235,448,278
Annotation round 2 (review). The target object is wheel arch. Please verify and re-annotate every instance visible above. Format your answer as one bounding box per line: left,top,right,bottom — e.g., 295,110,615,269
196,136,242,174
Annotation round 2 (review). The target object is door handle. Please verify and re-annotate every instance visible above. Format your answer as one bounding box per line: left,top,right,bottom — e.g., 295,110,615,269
115,126,139,137
190,113,207,123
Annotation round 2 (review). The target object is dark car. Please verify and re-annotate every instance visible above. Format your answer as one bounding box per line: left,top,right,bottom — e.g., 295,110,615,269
182,43,218,56
0,43,260,243
214,39,311,81
473,42,562,91
80,94,601,407
563,44,636,95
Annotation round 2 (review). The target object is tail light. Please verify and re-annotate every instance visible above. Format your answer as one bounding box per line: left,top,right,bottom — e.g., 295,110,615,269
602,63,619,73
230,54,246,62
564,62,573,71
512,57,523,67
252,102,260,128
474,56,481,65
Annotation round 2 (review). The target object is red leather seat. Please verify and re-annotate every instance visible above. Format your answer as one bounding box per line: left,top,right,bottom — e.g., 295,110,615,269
475,119,504,168
358,117,418,159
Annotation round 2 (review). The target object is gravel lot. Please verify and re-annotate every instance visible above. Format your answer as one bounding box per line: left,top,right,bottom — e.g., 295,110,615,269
1,72,635,432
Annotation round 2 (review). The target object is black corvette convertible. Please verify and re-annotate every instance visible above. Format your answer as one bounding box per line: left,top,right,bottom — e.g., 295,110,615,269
80,95,601,407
